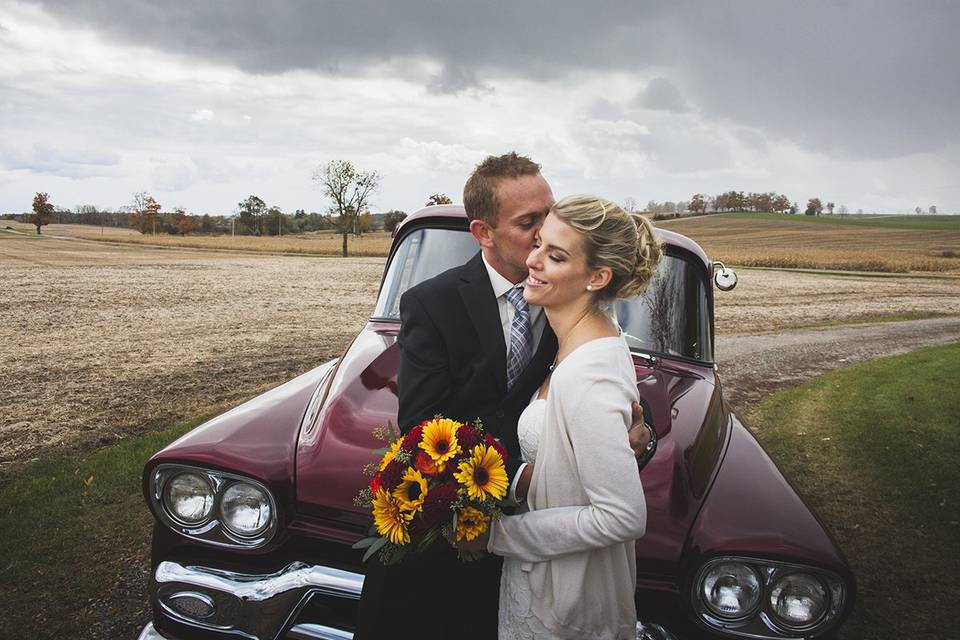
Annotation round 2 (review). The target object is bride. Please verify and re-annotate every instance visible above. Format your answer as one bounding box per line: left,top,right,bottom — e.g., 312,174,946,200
462,194,663,640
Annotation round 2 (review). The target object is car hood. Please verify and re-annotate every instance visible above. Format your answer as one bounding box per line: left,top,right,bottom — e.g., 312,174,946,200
145,359,338,521
294,321,729,568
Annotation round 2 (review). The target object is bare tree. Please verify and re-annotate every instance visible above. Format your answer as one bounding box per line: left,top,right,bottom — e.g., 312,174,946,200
313,160,381,257
622,197,638,213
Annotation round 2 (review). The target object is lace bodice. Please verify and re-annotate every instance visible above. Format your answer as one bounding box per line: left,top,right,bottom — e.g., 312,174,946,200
516,396,546,465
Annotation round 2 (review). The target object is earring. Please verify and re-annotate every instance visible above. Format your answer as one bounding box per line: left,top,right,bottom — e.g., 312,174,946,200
586,285,593,291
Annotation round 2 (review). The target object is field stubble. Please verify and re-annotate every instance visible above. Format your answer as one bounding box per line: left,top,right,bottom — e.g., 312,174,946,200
1,231,958,466
660,214,960,272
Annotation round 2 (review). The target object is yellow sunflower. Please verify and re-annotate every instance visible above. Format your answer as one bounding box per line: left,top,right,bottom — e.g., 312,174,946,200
454,445,508,501
392,467,429,513
455,506,489,542
378,438,404,472
372,488,412,545
419,418,462,471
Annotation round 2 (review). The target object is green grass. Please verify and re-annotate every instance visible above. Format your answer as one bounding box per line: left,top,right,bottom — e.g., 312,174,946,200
748,343,960,639
722,211,960,231
0,419,201,635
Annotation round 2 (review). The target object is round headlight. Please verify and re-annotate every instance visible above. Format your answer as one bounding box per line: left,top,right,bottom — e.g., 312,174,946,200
163,472,214,525
220,482,272,537
769,573,828,628
701,562,762,620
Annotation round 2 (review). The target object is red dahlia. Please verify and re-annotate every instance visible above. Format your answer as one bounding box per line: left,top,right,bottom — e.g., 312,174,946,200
401,425,424,453
420,481,457,528
379,459,406,491
456,424,483,450
484,433,507,460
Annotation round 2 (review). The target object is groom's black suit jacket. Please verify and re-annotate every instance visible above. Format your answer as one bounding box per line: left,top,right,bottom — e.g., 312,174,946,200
355,251,558,640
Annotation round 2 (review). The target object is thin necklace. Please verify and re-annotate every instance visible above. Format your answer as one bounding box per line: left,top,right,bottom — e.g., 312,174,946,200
549,307,596,372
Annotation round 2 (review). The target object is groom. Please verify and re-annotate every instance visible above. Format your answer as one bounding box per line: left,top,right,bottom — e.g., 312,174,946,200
355,152,650,639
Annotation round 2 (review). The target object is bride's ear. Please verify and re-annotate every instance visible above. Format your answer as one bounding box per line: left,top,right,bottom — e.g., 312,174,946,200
588,267,613,292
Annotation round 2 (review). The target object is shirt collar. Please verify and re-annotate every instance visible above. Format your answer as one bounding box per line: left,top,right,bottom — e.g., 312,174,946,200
481,251,522,298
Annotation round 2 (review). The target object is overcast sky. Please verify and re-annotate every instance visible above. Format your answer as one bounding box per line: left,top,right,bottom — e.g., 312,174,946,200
1,0,958,216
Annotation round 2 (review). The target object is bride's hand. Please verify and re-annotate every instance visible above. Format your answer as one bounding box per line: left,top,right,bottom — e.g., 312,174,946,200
628,401,653,458
458,529,490,553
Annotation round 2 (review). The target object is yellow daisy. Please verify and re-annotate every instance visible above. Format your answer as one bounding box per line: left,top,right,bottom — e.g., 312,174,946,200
372,488,412,545
392,467,429,513
454,445,508,501
378,438,404,472
419,418,462,471
455,506,489,542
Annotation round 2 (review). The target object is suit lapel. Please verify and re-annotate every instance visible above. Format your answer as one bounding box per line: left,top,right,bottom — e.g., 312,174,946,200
458,252,508,394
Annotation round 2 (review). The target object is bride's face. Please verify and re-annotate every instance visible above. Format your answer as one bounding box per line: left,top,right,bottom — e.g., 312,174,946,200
523,213,596,309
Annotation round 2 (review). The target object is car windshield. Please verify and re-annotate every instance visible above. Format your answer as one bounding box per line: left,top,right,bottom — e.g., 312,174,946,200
373,226,712,363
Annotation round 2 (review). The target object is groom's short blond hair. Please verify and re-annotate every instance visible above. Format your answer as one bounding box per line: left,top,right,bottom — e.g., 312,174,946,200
463,152,541,228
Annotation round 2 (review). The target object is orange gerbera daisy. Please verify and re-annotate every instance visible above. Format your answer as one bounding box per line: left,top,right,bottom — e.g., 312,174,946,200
419,418,462,471
455,506,489,542
454,444,508,501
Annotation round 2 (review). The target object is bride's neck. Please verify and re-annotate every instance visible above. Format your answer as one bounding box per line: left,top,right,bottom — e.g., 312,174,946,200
545,301,600,351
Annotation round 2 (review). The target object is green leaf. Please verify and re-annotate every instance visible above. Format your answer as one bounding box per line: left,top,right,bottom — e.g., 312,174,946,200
362,535,389,563
417,527,441,552
351,536,381,550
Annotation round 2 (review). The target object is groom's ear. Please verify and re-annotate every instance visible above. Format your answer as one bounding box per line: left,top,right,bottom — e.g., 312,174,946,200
470,218,494,249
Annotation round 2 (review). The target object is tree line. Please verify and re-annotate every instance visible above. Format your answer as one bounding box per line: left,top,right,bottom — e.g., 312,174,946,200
11,163,944,250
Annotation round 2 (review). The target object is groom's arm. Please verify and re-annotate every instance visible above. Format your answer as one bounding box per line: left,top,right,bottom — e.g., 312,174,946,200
509,401,651,502
396,288,451,433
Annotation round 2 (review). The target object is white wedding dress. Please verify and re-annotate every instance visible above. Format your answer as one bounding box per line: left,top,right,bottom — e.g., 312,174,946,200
498,394,556,640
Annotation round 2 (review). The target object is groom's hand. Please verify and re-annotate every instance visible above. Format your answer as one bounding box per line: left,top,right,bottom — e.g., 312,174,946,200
628,401,653,460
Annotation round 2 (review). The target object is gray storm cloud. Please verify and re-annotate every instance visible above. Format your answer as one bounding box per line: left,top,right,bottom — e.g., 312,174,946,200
23,0,960,163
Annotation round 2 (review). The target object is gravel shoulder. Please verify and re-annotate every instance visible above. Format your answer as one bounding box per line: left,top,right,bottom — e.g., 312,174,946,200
716,316,960,413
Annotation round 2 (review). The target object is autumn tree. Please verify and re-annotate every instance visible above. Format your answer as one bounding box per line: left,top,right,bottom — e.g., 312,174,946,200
689,194,707,215
383,210,407,233
313,160,381,256
772,194,791,214
171,207,194,235
129,192,162,234
30,192,55,234
805,198,823,216
426,193,452,206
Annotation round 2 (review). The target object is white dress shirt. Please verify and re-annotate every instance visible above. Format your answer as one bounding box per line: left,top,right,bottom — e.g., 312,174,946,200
481,253,545,503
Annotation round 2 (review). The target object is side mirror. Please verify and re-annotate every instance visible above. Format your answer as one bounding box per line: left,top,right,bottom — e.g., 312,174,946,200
713,261,737,291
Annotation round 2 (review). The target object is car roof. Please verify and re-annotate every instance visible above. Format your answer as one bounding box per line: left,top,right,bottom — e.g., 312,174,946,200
398,204,712,269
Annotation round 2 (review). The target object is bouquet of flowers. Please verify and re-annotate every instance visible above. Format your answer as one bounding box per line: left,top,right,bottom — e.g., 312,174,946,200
353,417,509,565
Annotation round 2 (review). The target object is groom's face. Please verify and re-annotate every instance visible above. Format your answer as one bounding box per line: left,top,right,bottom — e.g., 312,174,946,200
481,173,554,284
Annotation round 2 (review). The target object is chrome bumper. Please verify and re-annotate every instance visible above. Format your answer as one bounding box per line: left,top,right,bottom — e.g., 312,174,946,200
143,559,681,640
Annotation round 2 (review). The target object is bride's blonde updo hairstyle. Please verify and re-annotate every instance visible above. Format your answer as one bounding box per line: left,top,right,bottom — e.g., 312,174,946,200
549,194,663,301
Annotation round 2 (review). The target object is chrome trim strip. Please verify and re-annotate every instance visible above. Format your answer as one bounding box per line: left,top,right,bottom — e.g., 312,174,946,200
286,623,356,640
152,560,363,640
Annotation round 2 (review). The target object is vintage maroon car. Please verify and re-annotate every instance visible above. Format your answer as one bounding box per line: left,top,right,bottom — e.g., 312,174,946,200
139,205,855,640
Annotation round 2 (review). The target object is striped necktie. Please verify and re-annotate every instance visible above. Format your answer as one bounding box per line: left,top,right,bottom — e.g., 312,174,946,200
504,286,533,390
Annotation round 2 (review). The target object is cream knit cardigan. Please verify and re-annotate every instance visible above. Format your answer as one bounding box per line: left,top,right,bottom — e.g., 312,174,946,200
487,336,647,640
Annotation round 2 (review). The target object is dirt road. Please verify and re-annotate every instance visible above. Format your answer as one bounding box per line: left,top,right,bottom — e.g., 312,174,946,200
717,316,960,413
